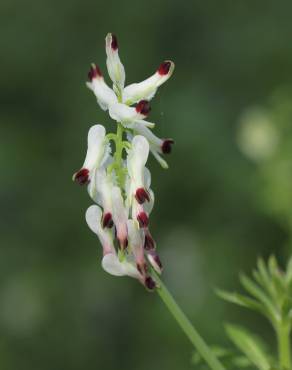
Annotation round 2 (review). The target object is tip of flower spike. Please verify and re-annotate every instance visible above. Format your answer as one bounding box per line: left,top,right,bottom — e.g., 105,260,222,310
161,139,174,154
135,100,151,116
137,212,149,228
110,34,118,50
145,276,156,291
73,168,90,185
88,64,102,81
158,61,173,75
135,188,150,204
102,212,113,228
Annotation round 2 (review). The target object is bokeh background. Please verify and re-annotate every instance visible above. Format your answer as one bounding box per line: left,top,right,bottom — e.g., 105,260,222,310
1,1,292,369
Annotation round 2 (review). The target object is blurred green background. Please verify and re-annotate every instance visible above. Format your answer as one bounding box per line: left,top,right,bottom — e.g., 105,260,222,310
1,0,292,369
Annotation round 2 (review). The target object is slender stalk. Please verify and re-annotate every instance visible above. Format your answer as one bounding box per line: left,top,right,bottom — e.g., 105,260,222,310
114,122,125,187
276,321,291,369
155,274,226,370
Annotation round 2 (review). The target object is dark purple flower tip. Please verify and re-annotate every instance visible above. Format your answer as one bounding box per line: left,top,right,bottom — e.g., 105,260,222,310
137,262,148,276
158,61,171,76
102,212,113,228
135,100,151,116
148,250,163,270
135,188,150,204
144,231,155,250
73,168,90,185
111,34,118,50
137,212,149,228
161,139,174,154
88,64,102,81
145,276,156,291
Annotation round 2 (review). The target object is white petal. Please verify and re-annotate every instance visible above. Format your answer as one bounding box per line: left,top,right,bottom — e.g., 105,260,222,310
133,123,162,150
144,167,151,189
85,205,115,255
92,169,113,212
109,102,148,125
133,124,170,169
144,189,154,215
102,254,126,276
102,254,140,279
83,125,107,171
85,204,103,235
86,69,118,111
105,33,125,92
123,61,175,105
127,220,145,264
151,149,169,169
133,119,155,129
111,186,128,248
147,250,163,274
127,135,149,190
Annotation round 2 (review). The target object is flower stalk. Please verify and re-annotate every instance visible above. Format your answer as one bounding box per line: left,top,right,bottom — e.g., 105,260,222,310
155,274,226,370
276,321,291,370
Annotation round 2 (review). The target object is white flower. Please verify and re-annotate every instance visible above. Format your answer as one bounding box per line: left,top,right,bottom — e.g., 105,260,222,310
86,205,140,279
105,33,125,94
127,135,150,204
85,205,115,256
86,65,118,111
123,60,175,105
73,125,109,185
109,101,154,129
90,168,114,228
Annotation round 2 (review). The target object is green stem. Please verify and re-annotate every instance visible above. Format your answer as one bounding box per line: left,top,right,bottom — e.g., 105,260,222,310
114,122,125,188
277,321,291,369
155,274,226,370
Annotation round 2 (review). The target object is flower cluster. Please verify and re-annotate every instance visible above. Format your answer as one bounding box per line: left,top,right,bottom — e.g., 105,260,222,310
73,33,174,290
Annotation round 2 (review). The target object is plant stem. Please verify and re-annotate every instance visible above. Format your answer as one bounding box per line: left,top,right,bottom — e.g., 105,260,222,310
277,321,291,370
155,274,226,370
114,122,125,188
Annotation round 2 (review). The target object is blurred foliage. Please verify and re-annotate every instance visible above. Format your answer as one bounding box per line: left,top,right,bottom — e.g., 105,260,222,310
196,256,292,369
1,0,292,369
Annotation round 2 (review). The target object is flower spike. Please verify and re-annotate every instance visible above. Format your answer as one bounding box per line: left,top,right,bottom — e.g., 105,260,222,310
74,34,175,290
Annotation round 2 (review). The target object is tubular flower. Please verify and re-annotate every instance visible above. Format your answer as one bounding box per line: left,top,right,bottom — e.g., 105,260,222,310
73,34,174,290
73,125,109,185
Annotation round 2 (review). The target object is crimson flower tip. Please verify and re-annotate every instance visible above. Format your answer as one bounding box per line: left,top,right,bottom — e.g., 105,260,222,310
158,61,172,75
135,188,150,204
73,168,90,185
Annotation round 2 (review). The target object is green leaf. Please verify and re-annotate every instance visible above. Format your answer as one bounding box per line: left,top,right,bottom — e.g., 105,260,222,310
285,256,292,285
257,258,273,293
239,273,279,322
192,346,252,369
216,289,265,314
225,324,272,370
